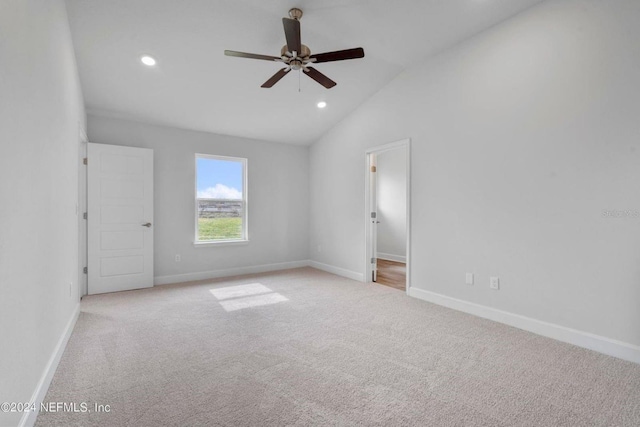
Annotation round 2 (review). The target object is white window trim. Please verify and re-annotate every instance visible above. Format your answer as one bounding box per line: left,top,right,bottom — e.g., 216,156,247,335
194,153,248,245
193,240,249,248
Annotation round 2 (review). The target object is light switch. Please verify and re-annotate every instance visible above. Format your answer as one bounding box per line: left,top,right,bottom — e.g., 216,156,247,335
465,273,474,285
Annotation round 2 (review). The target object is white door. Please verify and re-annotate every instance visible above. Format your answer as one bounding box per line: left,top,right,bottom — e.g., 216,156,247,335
87,143,154,294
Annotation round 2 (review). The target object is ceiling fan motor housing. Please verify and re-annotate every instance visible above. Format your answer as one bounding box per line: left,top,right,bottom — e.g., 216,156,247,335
281,44,310,58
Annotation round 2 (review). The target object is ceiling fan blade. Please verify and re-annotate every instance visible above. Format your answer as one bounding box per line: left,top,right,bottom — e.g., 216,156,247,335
261,68,291,88
309,47,365,63
304,67,337,89
224,50,280,61
282,18,301,55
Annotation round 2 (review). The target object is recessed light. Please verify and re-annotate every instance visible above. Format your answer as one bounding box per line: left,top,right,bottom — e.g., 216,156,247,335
317,101,327,109
140,55,157,66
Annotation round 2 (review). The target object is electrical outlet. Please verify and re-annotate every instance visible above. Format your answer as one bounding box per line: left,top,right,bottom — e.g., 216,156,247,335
490,277,500,290
175,254,181,262
465,273,474,285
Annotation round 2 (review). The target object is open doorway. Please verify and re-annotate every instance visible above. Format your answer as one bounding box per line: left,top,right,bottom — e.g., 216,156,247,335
365,139,410,293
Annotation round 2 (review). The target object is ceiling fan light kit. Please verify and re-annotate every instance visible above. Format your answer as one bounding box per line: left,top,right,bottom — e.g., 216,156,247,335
224,8,365,89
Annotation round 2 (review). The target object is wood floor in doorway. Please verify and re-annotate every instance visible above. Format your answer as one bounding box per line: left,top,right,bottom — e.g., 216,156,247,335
376,259,406,291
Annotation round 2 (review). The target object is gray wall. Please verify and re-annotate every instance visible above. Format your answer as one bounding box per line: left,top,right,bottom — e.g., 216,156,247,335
0,1,86,425
309,0,640,347
376,147,407,261
88,115,310,284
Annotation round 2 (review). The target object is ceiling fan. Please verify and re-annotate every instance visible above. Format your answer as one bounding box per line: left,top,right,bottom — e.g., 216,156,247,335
224,8,365,89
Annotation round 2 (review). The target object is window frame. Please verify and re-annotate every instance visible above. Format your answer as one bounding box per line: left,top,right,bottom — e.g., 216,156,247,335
194,153,248,246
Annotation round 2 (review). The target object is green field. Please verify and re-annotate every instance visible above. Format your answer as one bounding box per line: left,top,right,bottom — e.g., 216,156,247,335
198,217,242,240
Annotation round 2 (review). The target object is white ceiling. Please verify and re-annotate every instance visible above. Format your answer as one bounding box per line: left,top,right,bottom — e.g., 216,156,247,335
65,0,544,145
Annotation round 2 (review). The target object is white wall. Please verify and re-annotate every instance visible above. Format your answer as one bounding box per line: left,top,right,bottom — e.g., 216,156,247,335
87,115,309,284
0,1,85,426
310,0,640,349
376,147,407,261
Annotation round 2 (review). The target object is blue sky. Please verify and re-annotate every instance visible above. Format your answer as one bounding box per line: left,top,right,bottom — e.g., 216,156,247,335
196,158,243,199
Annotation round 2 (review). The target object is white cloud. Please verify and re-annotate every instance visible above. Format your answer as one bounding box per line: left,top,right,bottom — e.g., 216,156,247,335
197,184,242,199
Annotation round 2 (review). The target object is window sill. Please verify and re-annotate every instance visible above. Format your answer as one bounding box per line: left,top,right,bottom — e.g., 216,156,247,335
193,239,249,248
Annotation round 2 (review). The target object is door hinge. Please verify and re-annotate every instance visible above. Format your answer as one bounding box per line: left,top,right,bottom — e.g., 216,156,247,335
83,157,88,165
83,267,88,274
83,212,87,220
370,165,377,173
371,212,377,219
371,257,376,264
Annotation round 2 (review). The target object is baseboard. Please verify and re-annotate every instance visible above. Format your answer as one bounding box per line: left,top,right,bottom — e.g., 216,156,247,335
19,304,80,427
408,287,640,365
154,260,310,285
377,253,406,263
308,260,364,282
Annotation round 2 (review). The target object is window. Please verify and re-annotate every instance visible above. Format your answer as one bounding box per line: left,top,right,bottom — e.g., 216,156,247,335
195,154,247,243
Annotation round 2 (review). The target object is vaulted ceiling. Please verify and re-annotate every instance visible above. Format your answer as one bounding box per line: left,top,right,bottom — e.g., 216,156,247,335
65,0,544,145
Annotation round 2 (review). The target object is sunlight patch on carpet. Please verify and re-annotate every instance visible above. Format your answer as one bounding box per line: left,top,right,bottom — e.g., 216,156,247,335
209,283,272,300
209,283,288,311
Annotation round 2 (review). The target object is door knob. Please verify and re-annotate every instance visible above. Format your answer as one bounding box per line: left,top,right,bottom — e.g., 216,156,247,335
142,222,152,228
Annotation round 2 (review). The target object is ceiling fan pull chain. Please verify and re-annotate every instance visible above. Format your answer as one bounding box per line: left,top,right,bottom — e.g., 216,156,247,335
298,69,301,92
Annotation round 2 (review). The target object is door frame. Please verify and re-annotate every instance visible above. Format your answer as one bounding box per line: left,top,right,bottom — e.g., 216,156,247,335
364,138,411,294
78,128,88,297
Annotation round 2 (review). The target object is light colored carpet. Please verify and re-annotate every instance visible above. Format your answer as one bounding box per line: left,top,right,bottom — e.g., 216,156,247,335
36,267,640,426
